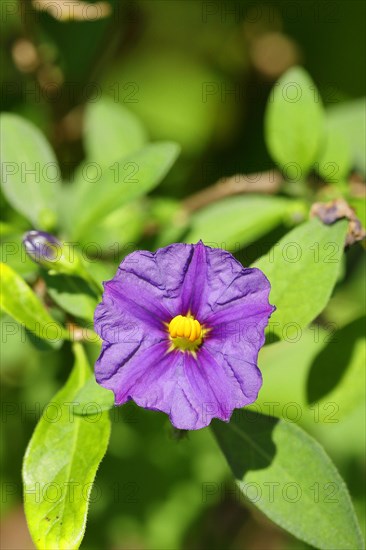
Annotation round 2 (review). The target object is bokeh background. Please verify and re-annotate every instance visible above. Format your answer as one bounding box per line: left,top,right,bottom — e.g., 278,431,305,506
1,1,365,549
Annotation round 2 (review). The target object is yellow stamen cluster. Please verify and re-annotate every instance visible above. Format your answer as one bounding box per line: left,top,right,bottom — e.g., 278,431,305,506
168,315,202,342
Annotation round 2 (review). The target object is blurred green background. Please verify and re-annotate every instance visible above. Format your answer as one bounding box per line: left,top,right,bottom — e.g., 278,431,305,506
1,1,365,549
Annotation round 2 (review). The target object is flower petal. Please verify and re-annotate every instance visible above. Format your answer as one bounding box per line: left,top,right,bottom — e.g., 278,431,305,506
96,340,174,401
172,348,262,429
172,245,275,322
96,341,197,425
95,243,212,342
126,243,209,316
203,270,274,377
203,260,275,320
94,278,170,343
95,337,262,430
94,242,274,430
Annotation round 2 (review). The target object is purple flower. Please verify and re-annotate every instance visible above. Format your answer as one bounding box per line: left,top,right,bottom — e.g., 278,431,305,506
94,242,275,430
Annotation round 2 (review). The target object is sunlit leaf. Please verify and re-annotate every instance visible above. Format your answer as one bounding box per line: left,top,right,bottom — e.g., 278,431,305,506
70,142,180,238
316,123,351,183
265,67,324,178
0,232,37,278
77,201,145,250
254,218,348,340
0,114,60,229
84,96,147,166
348,197,366,228
0,263,67,341
73,375,114,415
326,98,366,175
43,272,99,322
23,344,111,550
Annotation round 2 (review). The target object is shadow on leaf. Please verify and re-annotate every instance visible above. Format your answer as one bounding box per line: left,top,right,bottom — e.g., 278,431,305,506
306,316,365,405
211,410,277,478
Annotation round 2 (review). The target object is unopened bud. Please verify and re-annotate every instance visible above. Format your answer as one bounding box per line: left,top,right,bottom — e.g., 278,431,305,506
23,231,61,264
22,231,80,275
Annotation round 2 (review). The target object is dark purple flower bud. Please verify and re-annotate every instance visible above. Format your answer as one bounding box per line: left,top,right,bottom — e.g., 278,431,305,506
23,231,61,265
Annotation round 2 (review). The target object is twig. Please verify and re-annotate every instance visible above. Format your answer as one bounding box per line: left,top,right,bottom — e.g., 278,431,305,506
183,170,283,213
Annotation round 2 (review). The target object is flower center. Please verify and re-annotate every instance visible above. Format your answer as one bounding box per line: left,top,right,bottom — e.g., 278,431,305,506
168,314,203,353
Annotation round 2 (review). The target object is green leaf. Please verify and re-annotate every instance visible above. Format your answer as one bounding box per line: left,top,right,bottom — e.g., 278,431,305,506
0,263,68,341
23,343,111,550
212,411,364,550
84,96,147,166
70,142,180,238
152,197,190,248
184,196,290,249
306,317,366,414
316,122,351,183
43,272,99,322
325,255,366,326
73,375,114,415
254,218,348,340
326,98,366,175
0,114,60,229
0,232,38,278
265,67,324,178
82,260,117,288
253,329,323,422
77,201,144,250
252,320,365,424
348,197,366,228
